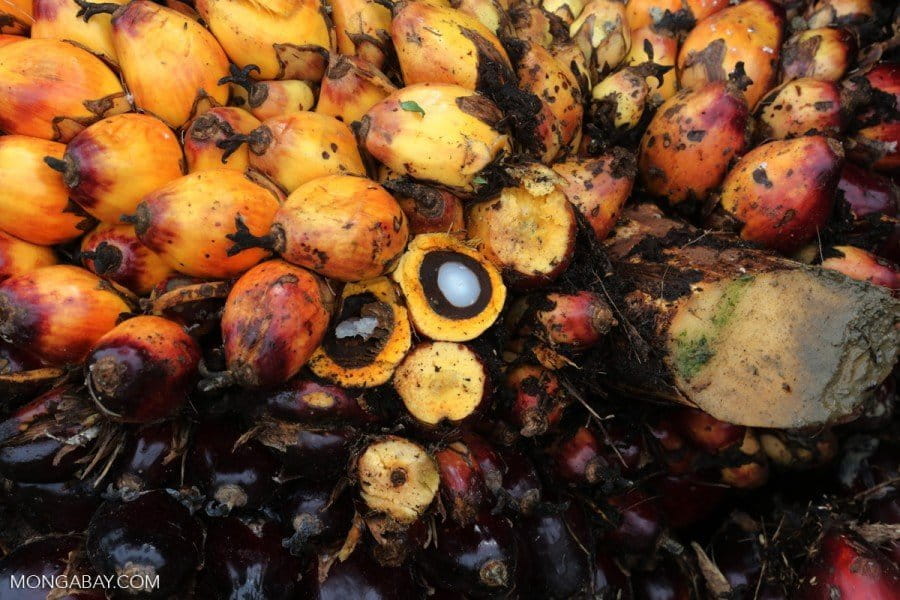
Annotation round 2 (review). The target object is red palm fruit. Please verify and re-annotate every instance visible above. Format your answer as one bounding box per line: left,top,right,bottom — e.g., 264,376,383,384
85,316,200,423
460,431,504,495
821,246,899,291
80,224,173,295
851,121,900,173
646,416,700,475
603,488,663,552
31,0,126,64
196,0,332,82
553,149,636,241
45,113,184,224
147,275,228,335
863,62,900,108
221,260,332,388
838,162,898,220
780,27,856,83
184,107,261,173
632,559,692,600
549,426,611,486
798,529,900,599
505,364,567,437
231,78,315,122
331,0,391,69
300,545,422,598
104,0,230,128
758,428,836,470
530,291,616,351
436,442,488,525
0,38,128,141
754,78,845,141
316,55,397,125
639,82,749,206
0,136,94,245
384,180,466,236
675,408,745,454
261,379,375,426
509,5,565,49
678,0,785,109
0,265,131,366
132,170,279,278
493,447,546,514
0,231,57,282
719,136,843,251
652,472,726,528
569,0,632,78
592,551,632,598
229,175,408,282
111,421,184,493
805,0,879,39
0,0,31,34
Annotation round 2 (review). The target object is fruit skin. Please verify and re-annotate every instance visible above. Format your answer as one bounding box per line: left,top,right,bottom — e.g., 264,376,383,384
386,180,466,235
299,545,422,599
754,78,845,141
331,0,392,69
316,55,397,125
569,0,632,79
134,170,279,279
852,121,900,173
196,0,332,82
798,529,900,599
624,26,678,101
780,26,856,83
0,265,131,366
0,38,128,141
277,479,355,555
678,0,785,109
111,1,230,128
51,113,184,225
360,83,509,193
31,0,126,64
821,246,900,291
111,421,183,493
6,478,103,534
0,535,102,600
230,78,316,121
184,107,261,174
85,315,200,423
0,136,94,246
80,224,173,295
0,231,57,282
719,136,843,252
260,378,375,426
222,260,332,388
639,83,749,206
0,0,31,34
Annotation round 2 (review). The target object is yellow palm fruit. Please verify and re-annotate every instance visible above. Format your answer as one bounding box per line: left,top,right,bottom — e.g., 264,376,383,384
570,0,631,77
625,26,678,101
31,0,126,64
0,0,31,34
184,107,262,173
331,0,393,68
316,55,397,124
0,231,58,282
222,65,316,121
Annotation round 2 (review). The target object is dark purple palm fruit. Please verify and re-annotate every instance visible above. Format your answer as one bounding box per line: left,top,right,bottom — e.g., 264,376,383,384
494,446,546,515
86,490,203,599
632,559,693,600
705,513,765,595
0,535,104,600
520,500,593,599
5,478,102,533
253,419,356,482
601,488,664,553
259,378,377,427
277,479,355,556
197,515,304,600
299,546,422,599
110,421,186,493
592,550,632,598
186,418,280,515
417,511,519,598
652,472,728,530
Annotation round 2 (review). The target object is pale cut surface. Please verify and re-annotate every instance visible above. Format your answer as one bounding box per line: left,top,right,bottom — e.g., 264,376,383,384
357,437,440,523
667,269,899,428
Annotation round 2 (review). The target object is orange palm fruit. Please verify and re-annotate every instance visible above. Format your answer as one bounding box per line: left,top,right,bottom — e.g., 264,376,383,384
684,0,730,21
0,136,94,245
132,170,279,279
624,0,679,31
80,224,174,295
0,34,24,47
0,232,57,282
625,27,678,101
331,0,392,69
31,0,126,64
106,1,230,127
678,0,785,109
196,0,332,82
45,113,184,225
821,246,900,292
0,265,132,366
184,107,262,173
754,78,845,141
316,55,397,125
225,67,316,121
0,0,31,34
780,27,856,83
0,38,128,141
221,260,333,388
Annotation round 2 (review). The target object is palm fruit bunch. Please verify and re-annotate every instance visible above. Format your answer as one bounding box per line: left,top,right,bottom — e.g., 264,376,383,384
0,0,899,598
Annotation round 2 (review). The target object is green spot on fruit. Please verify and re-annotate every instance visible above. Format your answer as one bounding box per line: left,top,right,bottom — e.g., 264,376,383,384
400,101,426,116
674,333,714,379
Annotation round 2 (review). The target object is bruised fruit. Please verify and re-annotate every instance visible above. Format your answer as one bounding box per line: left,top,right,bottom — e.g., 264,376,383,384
331,0,392,69
46,113,184,224
393,233,506,342
309,277,411,388
132,170,279,278
569,0,631,78
0,231,57,282
624,26,678,101
467,165,577,289
81,225,173,295
31,0,125,64
221,260,332,389
780,27,856,83
639,82,749,206
261,379,375,426
0,266,130,366
505,363,567,437
278,479,354,555
184,107,261,173
821,246,900,291
0,136,93,246
754,78,845,140
357,436,440,524
718,136,843,252
316,55,397,125
85,316,200,423
0,38,128,141
228,175,408,282
393,341,488,427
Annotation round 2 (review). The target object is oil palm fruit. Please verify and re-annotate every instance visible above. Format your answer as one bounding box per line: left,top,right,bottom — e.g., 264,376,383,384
718,135,843,252
0,135,94,245
316,55,397,125
229,175,408,282
780,27,857,83
221,260,333,388
80,224,174,295
31,0,126,64
639,82,749,206
569,0,631,78
0,33,24,47
678,0,785,109
821,246,900,291
184,107,262,173
196,0,332,82
0,38,128,141
393,233,507,341
467,164,577,289
221,64,316,121
386,180,466,236
309,276,412,388
0,0,31,34
331,0,392,69
131,170,279,279
754,78,845,141
454,0,511,35
624,26,678,101
0,232,57,282
88,0,231,128
85,315,200,423
359,83,509,193
0,265,131,366
44,113,184,225
590,61,669,134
